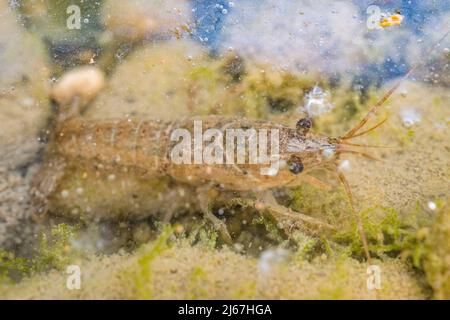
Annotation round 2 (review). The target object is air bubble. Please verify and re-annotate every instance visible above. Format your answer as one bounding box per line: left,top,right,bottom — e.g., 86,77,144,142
428,201,437,210
338,159,351,172
299,85,334,117
257,248,288,275
400,108,421,128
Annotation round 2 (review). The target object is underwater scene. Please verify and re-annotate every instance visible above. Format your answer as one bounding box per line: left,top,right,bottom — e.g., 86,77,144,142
0,0,449,300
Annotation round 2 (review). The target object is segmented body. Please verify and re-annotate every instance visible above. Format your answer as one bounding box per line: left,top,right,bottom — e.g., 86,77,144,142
52,115,335,192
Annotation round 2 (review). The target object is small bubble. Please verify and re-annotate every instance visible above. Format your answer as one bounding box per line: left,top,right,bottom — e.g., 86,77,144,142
322,148,335,158
301,85,334,117
400,88,408,97
338,159,351,172
257,248,288,275
400,108,421,128
234,243,244,252
61,190,69,198
21,97,34,107
427,201,437,210
264,167,279,176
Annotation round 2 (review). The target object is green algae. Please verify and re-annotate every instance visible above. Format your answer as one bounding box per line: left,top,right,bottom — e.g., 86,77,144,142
1,237,426,300
0,223,81,287
32,223,82,273
132,225,172,299
423,201,450,299
0,251,30,284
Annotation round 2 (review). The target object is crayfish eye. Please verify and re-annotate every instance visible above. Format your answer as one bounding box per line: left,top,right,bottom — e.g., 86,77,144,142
288,156,304,174
296,117,312,135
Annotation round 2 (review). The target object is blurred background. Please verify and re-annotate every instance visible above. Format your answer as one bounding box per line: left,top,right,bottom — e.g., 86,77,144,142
1,0,449,300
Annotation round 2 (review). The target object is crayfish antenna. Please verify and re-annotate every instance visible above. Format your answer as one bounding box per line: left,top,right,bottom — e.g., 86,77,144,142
341,29,450,141
337,141,396,149
336,169,372,263
342,118,388,140
336,150,383,162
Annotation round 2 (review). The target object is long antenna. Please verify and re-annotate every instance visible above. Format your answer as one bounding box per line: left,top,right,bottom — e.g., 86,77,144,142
341,29,450,140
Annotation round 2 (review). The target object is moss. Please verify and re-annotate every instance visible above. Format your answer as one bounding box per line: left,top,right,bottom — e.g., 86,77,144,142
287,181,351,225
333,206,420,259
0,251,30,283
290,232,319,262
1,242,426,300
0,223,82,286
132,225,172,299
32,223,82,273
423,201,450,299
221,54,246,83
186,266,209,299
196,228,219,251
316,259,349,299
249,214,284,244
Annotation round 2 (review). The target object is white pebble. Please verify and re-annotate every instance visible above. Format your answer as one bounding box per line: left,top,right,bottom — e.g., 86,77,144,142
51,66,105,106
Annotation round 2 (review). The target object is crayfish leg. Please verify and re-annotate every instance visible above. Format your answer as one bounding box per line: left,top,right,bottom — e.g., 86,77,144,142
29,155,67,223
223,192,335,238
196,186,233,244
